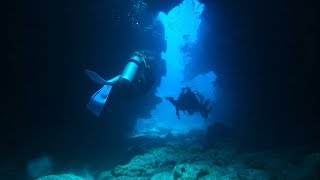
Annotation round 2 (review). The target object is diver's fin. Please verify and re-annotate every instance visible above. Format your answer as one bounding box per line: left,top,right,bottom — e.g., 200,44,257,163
86,85,112,116
85,69,108,85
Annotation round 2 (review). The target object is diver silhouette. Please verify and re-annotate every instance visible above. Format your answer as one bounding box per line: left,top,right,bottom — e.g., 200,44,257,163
165,86,213,119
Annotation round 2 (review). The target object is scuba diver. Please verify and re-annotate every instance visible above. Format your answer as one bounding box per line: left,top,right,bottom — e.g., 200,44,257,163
165,86,213,120
85,51,155,116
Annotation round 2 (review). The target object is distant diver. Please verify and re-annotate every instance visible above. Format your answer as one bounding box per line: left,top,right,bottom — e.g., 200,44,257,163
165,86,213,119
85,51,154,116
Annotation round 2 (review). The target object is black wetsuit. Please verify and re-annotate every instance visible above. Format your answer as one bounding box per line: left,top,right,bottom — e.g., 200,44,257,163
166,87,212,119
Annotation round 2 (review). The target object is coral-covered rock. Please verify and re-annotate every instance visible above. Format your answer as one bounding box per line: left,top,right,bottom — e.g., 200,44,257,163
95,138,320,180
151,172,173,180
98,171,114,180
36,174,85,180
237,169,270,180
280,152,320,179
173,164,209,180
111,146,188,178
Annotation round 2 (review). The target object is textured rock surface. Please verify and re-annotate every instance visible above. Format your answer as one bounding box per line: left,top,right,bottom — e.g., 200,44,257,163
36,174,85,180
99,141,320,180
38,139,320,180
110,142,209,178
173,164,209,180
151,172,173,180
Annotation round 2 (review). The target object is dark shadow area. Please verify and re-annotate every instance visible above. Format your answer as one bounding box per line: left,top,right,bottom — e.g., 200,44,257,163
2,0,168,178
201,0,320,150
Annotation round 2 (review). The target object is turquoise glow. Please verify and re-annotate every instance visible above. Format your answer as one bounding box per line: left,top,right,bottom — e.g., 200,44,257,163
134,0,216,136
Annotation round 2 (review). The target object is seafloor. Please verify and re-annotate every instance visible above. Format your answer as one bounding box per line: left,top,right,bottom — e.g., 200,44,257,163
37,131,320,180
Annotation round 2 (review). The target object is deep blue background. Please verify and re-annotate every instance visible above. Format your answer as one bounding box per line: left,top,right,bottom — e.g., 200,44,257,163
3,0,320,178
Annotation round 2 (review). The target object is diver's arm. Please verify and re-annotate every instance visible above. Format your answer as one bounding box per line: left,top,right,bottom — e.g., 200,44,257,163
165,97,177,106
176,107,180,119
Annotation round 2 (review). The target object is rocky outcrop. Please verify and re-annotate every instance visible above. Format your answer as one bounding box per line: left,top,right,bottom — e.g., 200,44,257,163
37,140,320,180
173,164,209,180
36,174,85,180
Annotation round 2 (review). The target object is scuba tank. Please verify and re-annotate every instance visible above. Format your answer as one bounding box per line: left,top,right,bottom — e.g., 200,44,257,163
119,52,144,86
118,51,150,86
119,51,152,94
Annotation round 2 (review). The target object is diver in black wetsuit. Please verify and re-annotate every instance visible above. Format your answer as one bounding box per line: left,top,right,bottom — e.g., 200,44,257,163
165,86,213,119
